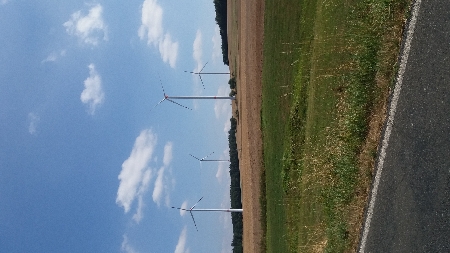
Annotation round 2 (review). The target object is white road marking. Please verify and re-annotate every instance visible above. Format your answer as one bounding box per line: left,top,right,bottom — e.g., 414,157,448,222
358,1,423,252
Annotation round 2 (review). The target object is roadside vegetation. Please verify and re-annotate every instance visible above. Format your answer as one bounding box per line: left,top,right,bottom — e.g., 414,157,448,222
229,77,237,97
260,0,411,252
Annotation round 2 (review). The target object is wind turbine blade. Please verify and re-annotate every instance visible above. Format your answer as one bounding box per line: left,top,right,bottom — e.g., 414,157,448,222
198,62,208,89
150,98,166,112
201,152,215,161
171,207,189,211
190,197,203,210
190,211,198,231
199,74,205,89
199,62,208,73
189,154,201,161
158,74,166,95
166,99,192,110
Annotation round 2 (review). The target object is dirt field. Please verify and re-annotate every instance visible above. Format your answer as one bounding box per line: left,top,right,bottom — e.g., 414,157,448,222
228,0,265,252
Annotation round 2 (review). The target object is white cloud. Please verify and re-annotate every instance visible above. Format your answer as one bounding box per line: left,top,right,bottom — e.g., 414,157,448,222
132,196,145,223
192,29,204,103
27,112,40,135
42,50,66,63
167,177,175,206
179,200,188,217
223,116,231,133
43,54,57,63
1,0,10,5
121,235,138,253
63,4,107,46
152,141,174,206
152,166,165,206
141,169,153,192
213,85,233,136
215,149,229,184
214,85,230,119
163,142,173,167
138,0,178,68
193,30,203,73
138,0,163,46
81,64,104,115
216,163,225,183
174,227,189,253
116,129,157,213
212,25,222,63
159,33,179,68
132,169,152,223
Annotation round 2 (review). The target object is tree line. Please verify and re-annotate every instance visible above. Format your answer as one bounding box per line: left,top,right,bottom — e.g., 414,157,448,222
228,117,243,253
213,0,229,65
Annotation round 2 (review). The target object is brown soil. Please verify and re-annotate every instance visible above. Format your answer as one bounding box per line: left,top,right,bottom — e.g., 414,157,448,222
228,0,265,252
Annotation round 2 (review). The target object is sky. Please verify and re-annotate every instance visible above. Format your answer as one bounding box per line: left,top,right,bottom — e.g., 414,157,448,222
0,1,234,252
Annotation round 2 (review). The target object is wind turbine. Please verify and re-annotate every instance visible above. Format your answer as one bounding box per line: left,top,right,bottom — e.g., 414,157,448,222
172,197,243,231
185,62,231,89
151,76,235,112
189,152,230,162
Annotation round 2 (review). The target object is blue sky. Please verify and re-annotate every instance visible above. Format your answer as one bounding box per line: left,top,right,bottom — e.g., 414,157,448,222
0,1,233,252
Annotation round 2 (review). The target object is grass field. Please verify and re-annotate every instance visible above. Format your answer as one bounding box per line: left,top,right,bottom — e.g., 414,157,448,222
260,0,411,252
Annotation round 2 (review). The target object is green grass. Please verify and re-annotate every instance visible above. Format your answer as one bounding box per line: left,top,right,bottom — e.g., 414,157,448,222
261,0,411,252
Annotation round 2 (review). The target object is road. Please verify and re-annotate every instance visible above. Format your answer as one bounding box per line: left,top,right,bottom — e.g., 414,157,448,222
359,0,450,252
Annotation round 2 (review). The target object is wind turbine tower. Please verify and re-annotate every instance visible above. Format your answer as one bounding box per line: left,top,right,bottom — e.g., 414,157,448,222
185,62,230,89
172,197,242,231
151,77,235,111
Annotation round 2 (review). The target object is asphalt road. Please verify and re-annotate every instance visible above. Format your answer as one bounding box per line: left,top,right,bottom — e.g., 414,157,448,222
360,0,450,252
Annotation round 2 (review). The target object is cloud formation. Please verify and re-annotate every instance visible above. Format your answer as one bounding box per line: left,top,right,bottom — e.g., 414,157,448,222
27,112,40,135
116,130,157,213
179,201,188,217
158,33,178,68
121,235,138,253
138,0,163,45
163,141,173,167
213,85,232,136
190,30,204,109
132,169,152,223
81,64,104,115
117,131,176,223
174,227,189,253
64,4,107,46
152,166,165,206
214,85,231,119
41,50,66,63
193,30,203,73
138,0,179,68
212,25,222,63
152,142,173,206
215,149,230,184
